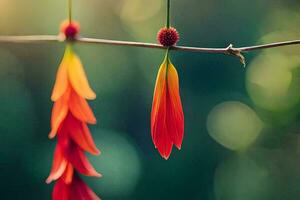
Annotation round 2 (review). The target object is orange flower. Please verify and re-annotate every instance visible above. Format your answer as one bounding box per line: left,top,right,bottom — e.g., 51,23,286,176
151,56,184,159
47,39,101,199
49,45,96,139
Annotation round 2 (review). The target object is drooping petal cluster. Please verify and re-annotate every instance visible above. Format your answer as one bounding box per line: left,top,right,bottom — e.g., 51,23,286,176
151,57,184,159
47,45,101,200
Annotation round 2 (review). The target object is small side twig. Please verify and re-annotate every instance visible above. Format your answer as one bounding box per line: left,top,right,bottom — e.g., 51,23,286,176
0,35,299,65
226,44,245,66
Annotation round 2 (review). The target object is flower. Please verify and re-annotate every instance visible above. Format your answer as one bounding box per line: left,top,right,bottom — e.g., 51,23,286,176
60,20,80,39
151,56,184,159
47,29,101,199
49,45,96,139
157,27,180,47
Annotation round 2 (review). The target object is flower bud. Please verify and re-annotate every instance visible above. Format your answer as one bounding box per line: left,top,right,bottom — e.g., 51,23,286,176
60,20,80,39
157,27,180,47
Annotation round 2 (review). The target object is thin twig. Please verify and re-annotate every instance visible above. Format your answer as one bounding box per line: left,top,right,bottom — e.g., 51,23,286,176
0,35,62,43
238,40,300,51
0,35,299,64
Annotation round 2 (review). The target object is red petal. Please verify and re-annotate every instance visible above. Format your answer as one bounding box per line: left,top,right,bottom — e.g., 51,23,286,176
53,178,70,200
69,88,97,124
65,113,100,155
53,175,101,200
69,146,101,177
151,60,173,159
57,130,101,178
166,61,184,149
46,145,68,184
152,92,173,160
70,175,101,200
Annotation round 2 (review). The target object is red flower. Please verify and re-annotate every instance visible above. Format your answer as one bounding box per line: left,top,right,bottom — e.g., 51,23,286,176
60,20,80,39
157,27,180,47
151,57,184,159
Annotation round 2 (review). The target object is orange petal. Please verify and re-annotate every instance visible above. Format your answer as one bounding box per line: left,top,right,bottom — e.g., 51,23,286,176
166,61,184,149
69,88,97,124
51,47,72,101
49,88,70,139
46,145,68,184
67,52,96,100
65,113,100,155
61,163,74,185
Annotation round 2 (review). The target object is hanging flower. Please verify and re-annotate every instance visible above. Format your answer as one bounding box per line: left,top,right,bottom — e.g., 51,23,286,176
151,27,184,160
47,20,101,200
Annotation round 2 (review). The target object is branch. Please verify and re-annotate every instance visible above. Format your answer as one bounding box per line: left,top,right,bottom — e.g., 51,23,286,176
0,35,63,44
0,35,299,65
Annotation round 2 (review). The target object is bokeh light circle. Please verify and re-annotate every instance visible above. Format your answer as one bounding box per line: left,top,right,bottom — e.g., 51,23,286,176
88,129,142,198
214,153,278,200
207,101,263,151
119,0,162,22
246,52,300,111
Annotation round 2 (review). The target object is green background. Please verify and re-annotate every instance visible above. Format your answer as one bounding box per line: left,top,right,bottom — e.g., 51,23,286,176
1,0,300,199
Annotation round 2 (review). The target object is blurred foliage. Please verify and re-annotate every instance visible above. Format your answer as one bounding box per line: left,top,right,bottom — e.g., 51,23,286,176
1,0,300,200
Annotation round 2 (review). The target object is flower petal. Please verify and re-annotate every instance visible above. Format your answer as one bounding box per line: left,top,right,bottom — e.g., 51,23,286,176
151,59,173,159
151,59,167,139
70,175,101,200
53,175,101,200
69,146,102,177
68,53,96,100
69,88,97,124
53,178,70,200
65,113,100,155
166,61,184,149
61,163,74,185
46,145,68,184
51,47,72,101
58,130,101,178
49,88,70,139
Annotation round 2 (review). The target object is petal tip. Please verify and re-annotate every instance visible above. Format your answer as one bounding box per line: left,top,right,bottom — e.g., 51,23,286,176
87,93,96,100
175,144,182,150
48,131,56,139
46,176,53,184
95,172,102,178
162,155,170,160
51,95,58,102
91,148,101,156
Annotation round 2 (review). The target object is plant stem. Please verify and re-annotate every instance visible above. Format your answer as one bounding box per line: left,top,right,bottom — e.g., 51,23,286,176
166,0,170,28
68,0,72,23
